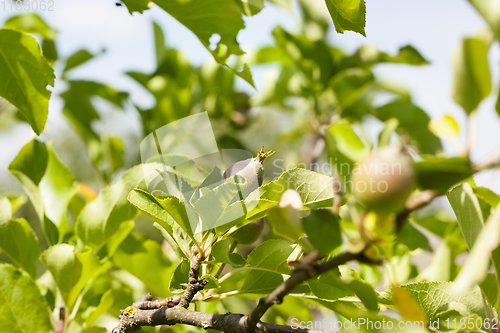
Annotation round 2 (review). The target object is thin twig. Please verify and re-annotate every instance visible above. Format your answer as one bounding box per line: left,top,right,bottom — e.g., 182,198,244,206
244,251,365,332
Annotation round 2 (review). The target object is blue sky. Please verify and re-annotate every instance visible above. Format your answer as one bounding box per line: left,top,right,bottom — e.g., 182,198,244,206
1,0,500,192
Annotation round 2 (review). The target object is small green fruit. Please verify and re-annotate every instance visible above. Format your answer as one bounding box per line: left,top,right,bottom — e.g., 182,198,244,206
228,218,265,245
351,146,414,215
223,147,274,196
224,148,274,245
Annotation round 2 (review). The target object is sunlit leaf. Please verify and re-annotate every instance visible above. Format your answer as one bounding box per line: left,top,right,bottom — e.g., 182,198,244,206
64,48,104,74
325,0,366,36
240,239,295,293
0,264,53,333
452,38,491,114
375,101,442,154
414,156,474,191
429,115,460,140
453,205,500,291
0,29,55,135
380,282,486,319
114,235,175,297
325,120,369,180
41,244,107,310
76,163,162,251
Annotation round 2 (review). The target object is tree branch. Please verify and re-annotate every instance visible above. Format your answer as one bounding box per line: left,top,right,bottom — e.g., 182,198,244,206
177,255,208,309
111,306,332,333
244,251,365,332
395,189,440,231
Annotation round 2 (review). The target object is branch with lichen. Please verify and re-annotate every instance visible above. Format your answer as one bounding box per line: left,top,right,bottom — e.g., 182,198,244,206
112,251,370,333
111,306,332,333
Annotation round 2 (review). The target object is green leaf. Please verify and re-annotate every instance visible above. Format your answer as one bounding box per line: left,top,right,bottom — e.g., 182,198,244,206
154,195,195,241
211,239,246,268
414,156,474,191
0,264,53,333
397,222,432,252
0,197,11,224
254,168,336,206
8,137,48,188
391,287,428,325
3,14,58,63
378,118,399,147
416,228,466,282
375,101,442,154
379,282,486,319
128,189,173,232
429,115,460,140
3,13,56,40
0,29,55,135
216,168,336,234
325,0,366,36
453,205,500,291
411,212,457,239
302,209,342,256
340,266,379,311
467,0,500,41
233,0,264,16
64,48,104,74
61,81,128,141
330,68,374,109
307,268,353,303
191,176,246,230
113,235,175,297
267,206,303,241
132,0,254,86
200,274,221,289
76,163,162,251
85,290,114,326
272,26,335,86
100,220,135,259
431,310,484,333
39,143,78,238
240,239,295,293
41,39,58,63
169,258,191,293
325,120,368,180
128,188,196,256
341,45,429,69
0,215,39,278
447,183,484,250
121,0,150,14
452,38,491,114
41,244,106,310
154,222,188,260
9,139,78,243
473,186,500,208
497,86,500,117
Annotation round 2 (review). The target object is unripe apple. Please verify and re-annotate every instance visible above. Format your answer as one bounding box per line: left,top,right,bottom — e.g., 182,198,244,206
228,218,265,245
223,147,274,197
351,146,414,215
223,148,274,245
